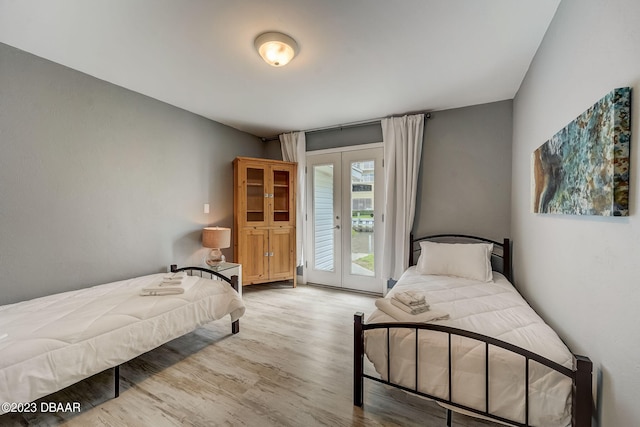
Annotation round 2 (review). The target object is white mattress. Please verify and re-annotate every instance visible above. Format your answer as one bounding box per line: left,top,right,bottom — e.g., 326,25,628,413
0,273,245,412
365,268,573,427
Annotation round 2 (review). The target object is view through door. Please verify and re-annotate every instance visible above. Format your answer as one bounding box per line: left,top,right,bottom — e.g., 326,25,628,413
306,146,383,294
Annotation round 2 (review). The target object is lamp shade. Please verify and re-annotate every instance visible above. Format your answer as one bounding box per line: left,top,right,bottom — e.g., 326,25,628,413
202,227,231,249
254,32,299,67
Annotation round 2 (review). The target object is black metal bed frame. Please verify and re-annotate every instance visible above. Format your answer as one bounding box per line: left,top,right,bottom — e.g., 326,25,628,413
169,264,241,334
111,265,241,398
353,234,593,427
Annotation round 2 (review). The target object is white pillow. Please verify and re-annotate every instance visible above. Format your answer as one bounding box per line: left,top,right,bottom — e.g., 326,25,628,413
416,241,494,282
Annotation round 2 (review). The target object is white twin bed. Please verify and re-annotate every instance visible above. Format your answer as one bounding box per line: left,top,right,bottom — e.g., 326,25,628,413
354,235,592,427
0,266,244,414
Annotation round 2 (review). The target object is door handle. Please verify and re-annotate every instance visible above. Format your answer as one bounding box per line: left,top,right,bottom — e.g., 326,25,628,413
334,225,341,229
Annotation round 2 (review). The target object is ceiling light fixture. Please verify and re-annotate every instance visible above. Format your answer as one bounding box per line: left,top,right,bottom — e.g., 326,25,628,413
254,32,299,67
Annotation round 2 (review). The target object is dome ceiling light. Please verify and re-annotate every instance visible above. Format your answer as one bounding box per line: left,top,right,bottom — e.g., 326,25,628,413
254,32,299,67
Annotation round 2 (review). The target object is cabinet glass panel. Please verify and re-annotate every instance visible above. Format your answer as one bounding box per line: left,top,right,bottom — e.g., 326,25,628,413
272,170,290,222
246,167,264,222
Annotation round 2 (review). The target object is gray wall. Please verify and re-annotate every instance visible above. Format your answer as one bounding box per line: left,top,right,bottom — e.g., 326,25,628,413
0,42,264,305
511,0,640,425
263,137,284,160
414,101,512,241
262,122,384,158
306,123,383,152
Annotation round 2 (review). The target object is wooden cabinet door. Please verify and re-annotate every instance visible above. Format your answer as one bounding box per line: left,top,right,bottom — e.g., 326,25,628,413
269,164,296,227
269,227,295,281
235,160,268,228
239,228,268,284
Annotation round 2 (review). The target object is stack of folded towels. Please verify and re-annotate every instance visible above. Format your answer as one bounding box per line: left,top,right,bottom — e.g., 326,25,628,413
140,271,188,296
375,290,449,322
390,290,430,314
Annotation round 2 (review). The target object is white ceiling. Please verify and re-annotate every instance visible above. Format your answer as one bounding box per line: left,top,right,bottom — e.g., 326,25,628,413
0,0,560,138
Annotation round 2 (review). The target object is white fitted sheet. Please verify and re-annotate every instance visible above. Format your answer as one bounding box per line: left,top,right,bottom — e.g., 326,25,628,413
365,268,573,427
0,273,245,411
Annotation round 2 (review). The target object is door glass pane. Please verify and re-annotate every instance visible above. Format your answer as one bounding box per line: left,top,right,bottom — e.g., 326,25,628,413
350,160,374,276
272,170,290,222
313,164,334,272
246,168,264,222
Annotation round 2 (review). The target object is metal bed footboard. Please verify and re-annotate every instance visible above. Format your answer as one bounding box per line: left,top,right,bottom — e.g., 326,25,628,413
353,313,592,427
170,264,241,334
110,265,241,400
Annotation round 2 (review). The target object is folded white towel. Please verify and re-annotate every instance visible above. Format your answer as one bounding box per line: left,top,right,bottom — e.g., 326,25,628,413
141,275,198,296
140,287,185,296
163,271,187,280
393,290,427,306
375,298,449,323
390,298,430,315
160,278,184,285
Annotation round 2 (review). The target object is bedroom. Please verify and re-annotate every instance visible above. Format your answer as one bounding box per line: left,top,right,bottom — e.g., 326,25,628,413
0,0,638,426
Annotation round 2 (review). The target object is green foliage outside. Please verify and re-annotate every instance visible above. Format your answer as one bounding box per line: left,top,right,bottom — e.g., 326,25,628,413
352,210,374,218
354,253,374,272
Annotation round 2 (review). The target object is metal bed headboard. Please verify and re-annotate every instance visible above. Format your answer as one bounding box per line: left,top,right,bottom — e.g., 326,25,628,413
409,234,512,282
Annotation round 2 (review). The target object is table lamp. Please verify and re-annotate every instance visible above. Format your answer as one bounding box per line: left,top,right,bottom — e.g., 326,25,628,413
202,227,231,266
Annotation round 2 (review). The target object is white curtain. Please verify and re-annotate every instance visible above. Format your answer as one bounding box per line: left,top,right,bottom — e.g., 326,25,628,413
381,114,424,281
279,131,306,268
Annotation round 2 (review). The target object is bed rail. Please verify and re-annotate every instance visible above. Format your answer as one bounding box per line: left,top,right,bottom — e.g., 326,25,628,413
170,265,240,334
354,313,592,427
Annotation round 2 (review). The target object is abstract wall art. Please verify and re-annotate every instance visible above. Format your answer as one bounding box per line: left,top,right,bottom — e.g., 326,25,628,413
532,87,631,216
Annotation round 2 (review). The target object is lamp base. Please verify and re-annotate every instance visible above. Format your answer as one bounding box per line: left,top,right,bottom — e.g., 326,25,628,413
205,248,225,267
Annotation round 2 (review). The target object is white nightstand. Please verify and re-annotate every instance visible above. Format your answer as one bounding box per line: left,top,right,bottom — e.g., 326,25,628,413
205,262,243,296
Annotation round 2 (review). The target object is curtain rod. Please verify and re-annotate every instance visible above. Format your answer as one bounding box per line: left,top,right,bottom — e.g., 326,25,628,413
261,111,432,142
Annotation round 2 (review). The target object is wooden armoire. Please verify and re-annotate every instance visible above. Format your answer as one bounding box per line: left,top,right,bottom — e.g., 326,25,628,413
233,157,297,287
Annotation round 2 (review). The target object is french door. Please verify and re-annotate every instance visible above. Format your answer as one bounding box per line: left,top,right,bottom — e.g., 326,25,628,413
306,146,383,293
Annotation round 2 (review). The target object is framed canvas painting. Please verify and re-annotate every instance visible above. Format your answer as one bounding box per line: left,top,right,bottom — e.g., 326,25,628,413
532,87,631,216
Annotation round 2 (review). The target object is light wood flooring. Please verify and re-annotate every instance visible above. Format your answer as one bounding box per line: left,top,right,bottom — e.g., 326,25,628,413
1,282,500,427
